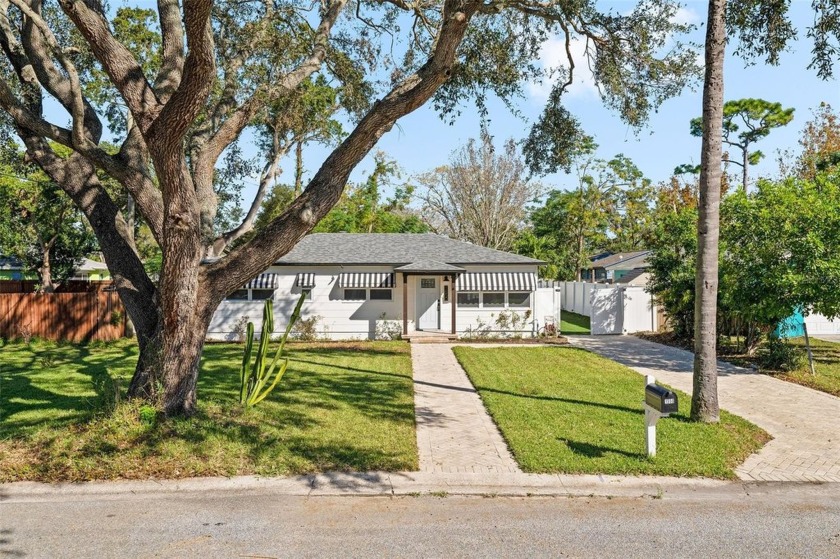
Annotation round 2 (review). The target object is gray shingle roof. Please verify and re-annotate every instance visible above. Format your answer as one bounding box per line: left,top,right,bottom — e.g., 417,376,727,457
0,256,23,270
589,250,652,270
276,234,542,266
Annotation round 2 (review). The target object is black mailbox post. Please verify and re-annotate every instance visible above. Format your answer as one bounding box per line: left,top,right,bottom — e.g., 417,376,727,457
645,384,678,414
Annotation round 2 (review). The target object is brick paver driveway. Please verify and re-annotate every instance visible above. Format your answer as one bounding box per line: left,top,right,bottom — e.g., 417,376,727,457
570,335,840,482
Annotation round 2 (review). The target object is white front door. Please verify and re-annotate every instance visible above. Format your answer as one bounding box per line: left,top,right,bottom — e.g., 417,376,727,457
416,277,439,330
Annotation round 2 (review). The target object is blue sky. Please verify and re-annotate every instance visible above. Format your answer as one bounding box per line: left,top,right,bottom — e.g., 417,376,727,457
273,0,839,202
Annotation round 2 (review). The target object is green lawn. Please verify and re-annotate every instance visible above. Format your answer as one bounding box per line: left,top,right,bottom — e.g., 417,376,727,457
0,340,418,482
560,311,591,334
768,338,840,397
452,346,769,478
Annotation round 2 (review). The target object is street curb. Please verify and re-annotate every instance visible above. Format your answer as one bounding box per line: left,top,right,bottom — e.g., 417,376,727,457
4,471,826,503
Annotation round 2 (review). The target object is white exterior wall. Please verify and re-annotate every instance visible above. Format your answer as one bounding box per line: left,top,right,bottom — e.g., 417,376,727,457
805,313,840,335
208,265,404,341
208,263,544,340
453,265,539,338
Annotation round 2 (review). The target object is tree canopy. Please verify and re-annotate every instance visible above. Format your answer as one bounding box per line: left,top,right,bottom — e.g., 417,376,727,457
690,98,794,191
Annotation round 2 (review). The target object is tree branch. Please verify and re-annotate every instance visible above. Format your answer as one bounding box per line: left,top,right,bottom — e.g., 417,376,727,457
205,0,478,297
20,133,160,346
154,0,185,102
10,0,89,147
147,0,215,149
58,0,161,133
17,0,102,142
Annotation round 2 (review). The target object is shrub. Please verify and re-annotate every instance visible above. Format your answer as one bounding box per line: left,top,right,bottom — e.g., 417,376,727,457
295,315,321,341
759,338,805,371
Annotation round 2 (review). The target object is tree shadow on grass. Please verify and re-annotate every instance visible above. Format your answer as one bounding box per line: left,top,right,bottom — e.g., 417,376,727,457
559,438,645,460
0,342,138,435
3,341,418,478
198,349,415,425
474,385,641,415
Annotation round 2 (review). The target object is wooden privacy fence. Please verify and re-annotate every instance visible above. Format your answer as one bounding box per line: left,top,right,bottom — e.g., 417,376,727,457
0,291,125,342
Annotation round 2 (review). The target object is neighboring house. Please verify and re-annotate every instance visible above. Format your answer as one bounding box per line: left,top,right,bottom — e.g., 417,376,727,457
70,257,111,281
0,255,110,282
614,268,650,287
208,233,545,340
582,250,652,283
0,256,32,280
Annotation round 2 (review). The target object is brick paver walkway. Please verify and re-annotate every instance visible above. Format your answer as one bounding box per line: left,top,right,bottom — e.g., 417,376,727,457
411,344,521,474
570,335,840,482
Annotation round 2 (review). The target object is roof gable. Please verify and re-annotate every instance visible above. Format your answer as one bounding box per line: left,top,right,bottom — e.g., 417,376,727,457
589,250,652,269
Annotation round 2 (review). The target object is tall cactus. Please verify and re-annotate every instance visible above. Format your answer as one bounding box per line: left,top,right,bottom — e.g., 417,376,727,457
239,292,307,407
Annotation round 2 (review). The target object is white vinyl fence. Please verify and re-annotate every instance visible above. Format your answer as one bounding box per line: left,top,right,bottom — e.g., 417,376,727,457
560,281,661,335
805,313,840,335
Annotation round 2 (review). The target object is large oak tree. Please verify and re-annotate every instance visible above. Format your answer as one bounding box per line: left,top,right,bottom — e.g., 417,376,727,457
0,0,698,415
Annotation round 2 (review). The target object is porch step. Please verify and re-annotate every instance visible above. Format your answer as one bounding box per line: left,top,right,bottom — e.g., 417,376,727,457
404,333,459,344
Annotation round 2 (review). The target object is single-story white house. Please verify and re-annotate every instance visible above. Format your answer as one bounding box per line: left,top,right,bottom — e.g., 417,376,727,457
208,233,553,340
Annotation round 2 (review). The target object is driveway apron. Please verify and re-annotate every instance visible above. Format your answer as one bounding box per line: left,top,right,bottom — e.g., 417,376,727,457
411,343,521,474
569,335,840,482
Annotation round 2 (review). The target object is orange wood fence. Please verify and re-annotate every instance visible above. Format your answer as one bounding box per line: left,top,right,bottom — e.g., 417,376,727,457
0,292,126,342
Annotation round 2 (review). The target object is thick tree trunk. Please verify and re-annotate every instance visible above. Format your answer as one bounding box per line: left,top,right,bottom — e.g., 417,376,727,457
692,0,726,423
39,245,54,292
126,272,216,416
124,194,136,338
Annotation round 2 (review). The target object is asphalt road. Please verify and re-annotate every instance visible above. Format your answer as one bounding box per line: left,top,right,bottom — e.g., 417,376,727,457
3,485,840,558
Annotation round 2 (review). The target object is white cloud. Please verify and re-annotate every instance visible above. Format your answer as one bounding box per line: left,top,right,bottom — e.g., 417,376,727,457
672,5,701,27
526,35,598,101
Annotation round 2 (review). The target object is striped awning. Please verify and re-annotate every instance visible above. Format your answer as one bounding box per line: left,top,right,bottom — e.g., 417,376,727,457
338,272,395,288
244,273,279,290
296,273,315,288
456,272,536,292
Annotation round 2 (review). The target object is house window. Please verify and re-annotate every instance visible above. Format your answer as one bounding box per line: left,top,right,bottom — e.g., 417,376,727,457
227,289,249,301
251,289,275,301
370,289,392,301
457,292,479,308
508,292,531,308
343,288,367,300
483,293,505,307
420,278,436,289
301,288,312,300
443,285,449,303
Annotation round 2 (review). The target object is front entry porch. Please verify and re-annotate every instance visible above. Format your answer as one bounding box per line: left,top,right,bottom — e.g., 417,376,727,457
395,261,464,338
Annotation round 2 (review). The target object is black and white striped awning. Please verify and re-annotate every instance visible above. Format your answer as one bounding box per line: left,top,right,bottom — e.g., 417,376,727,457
338,272,395,288
456,272,536,292
243,273,279,290
296,273,316,288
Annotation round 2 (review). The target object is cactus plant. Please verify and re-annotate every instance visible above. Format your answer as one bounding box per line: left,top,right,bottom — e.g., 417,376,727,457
239,292,306,407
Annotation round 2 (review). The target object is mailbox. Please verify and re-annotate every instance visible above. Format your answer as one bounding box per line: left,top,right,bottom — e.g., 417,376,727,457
645,384,678,414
